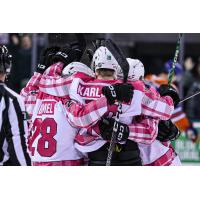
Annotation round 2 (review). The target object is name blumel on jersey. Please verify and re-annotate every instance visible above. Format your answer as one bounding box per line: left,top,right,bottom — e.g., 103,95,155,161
30,99,82,162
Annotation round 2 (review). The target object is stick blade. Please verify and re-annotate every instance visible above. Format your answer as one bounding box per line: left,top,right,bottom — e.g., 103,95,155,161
105,39,129,83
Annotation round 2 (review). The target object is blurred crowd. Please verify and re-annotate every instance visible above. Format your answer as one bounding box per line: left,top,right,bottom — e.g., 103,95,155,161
182,57,200,120
8,34,33,93
1,33,200,121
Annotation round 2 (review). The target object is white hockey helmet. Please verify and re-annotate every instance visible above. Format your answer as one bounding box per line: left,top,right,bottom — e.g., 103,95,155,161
62,62,95,77
117,58,145,81
91,46,119,73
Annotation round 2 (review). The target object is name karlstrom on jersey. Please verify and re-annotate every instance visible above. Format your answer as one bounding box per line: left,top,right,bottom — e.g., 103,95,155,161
77,83,104,98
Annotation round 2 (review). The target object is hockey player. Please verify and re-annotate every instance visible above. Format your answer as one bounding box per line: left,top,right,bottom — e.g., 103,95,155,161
81,57,181,166
27,44,105,166
32,40,177,166
145,60,198,143
64,44,176,166
117,58,182,165
21,46,60,119
33,44,148,165
20,46,62,155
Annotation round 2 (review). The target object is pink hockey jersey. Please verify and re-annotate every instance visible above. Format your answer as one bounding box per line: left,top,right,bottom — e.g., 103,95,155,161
20,72,42,118
25,62,112,164
23,63,177,165
66,72,174,155
29,93,83,162
24,62,84,163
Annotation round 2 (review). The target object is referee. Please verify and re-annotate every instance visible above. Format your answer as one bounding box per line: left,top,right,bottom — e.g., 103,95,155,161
0,45,31,166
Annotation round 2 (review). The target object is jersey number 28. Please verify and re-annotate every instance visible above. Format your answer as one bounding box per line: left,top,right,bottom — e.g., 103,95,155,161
30,118,57,157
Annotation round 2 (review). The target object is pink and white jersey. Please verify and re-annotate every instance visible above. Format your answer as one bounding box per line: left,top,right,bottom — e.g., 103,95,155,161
139,140,181,166
29,93,83,162
25,63,86,163
67,73,174,128
25,63,176,165
20,72,42,118
39,62,72,98
139,141,172,165
69,72,143,116
20,62,71,117
66,72,174,153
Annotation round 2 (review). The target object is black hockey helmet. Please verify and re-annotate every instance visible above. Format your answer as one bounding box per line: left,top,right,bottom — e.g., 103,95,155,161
0,45,12,74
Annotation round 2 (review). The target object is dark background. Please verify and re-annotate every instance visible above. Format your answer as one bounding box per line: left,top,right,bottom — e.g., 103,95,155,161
0,33,199,104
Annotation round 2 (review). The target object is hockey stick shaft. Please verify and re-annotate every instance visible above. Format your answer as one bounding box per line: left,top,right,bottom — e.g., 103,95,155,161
179,90,200,104
105,40,129,166
106,103,122,166
168,33,183,86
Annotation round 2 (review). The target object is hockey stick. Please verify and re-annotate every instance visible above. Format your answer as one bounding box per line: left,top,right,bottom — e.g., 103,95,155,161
105,39,129,166
179,90,200,104
75,34,86,53
168,33,183,86
86,38,107,62
70,34,87,60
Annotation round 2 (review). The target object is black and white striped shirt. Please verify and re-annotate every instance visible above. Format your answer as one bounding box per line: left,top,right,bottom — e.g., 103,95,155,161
0,81,31,166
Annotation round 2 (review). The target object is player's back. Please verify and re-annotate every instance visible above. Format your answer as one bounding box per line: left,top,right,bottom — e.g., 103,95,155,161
68,73,144,152
29,92,83,165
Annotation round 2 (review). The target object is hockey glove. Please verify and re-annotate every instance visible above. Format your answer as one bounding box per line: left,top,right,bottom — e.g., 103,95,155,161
99,118,129,142
51,43,84,66
157,119,181,142
102,83,134,105
36,46,60,74
158,84,180,107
